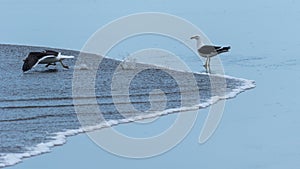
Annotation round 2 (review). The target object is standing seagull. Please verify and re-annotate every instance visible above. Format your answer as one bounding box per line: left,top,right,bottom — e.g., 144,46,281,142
22,50,74,72
191,35,230,68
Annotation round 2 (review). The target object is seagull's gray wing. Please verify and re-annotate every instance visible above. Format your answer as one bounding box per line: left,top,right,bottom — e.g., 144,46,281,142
198,45,221,55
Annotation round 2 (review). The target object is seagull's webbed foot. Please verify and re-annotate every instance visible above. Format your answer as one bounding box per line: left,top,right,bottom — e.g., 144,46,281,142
59,61,69,69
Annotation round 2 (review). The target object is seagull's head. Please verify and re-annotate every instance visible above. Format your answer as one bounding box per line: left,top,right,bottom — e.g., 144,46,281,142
190,35,204,48
190,35,201,40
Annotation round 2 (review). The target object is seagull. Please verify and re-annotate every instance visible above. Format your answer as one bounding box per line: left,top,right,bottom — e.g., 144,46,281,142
22,50,74,72
191,35,230,68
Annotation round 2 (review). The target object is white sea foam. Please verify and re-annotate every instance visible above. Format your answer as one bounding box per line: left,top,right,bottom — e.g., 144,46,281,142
0,75,255,168
74,63,89,70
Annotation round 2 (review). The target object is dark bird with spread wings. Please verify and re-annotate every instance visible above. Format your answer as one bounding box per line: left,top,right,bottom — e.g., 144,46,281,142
22,50,74,72
191,35,230,68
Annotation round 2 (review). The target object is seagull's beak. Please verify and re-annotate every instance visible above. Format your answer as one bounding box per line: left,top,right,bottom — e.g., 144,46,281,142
190,36,197,40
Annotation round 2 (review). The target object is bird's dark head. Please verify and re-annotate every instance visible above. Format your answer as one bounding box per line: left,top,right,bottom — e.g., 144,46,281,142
22,56,28,62
22,57,30,72
190,35,201,40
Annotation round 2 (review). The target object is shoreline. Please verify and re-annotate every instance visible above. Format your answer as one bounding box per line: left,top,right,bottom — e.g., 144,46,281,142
3,74,254,168
5,48,300,168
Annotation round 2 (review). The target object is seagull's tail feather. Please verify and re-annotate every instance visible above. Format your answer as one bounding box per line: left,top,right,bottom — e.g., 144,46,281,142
217,46,230,54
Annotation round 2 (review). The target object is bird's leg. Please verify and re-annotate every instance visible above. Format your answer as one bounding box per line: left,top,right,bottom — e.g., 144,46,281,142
59,60,69,69
203,58,212,73
205,66,211,74
204,58,209,68
207,63,211,73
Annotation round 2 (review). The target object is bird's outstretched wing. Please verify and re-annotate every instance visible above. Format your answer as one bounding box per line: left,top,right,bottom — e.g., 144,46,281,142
22,52,56,72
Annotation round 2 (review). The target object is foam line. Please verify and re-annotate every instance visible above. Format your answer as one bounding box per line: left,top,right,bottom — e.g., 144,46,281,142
0,77,255,168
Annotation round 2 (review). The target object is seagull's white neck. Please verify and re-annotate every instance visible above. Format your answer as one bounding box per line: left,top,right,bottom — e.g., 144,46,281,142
196,38,204,49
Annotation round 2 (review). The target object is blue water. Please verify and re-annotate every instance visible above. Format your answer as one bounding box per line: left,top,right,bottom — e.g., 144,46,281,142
0,44,254,167
3,0,298,168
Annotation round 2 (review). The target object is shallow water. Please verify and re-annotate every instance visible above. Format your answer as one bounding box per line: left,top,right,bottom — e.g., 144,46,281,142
0,44,254,167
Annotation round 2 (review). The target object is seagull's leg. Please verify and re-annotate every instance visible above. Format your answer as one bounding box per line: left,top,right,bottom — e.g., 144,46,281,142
204,58,209,68
59,60,69,69
205,67,211,74
203,58,210,73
